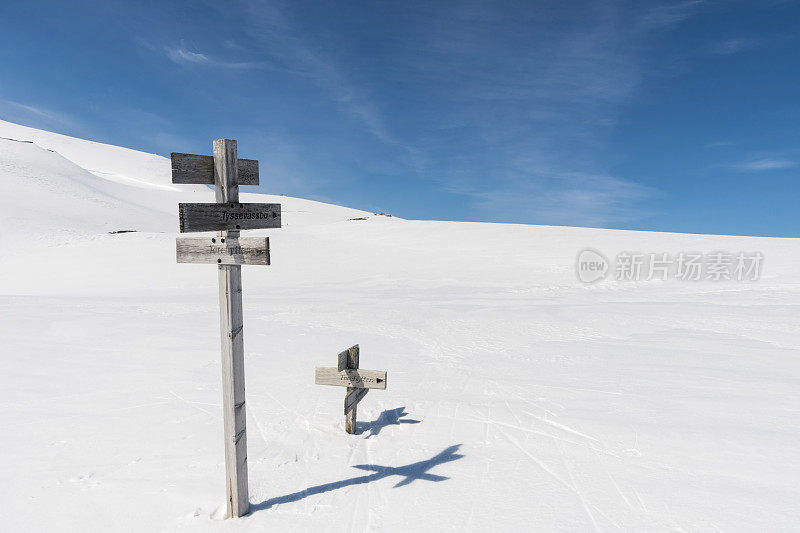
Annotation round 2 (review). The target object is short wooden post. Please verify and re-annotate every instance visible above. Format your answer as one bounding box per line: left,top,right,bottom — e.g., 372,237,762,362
315,344,386,433
214,139,249,517
345,345,359,434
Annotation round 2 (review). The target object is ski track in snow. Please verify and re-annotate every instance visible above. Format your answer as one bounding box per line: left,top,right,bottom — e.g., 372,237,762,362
0,120,799,531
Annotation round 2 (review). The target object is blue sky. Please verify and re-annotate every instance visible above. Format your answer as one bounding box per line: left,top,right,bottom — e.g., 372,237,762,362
0,1,797,236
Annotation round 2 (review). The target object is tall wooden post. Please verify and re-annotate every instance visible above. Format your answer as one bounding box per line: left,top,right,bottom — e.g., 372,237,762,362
214,139,249,517
173,140,279,518
345,345,359,434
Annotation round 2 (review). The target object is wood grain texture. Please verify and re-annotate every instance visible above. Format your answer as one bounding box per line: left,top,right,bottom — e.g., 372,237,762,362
178,203,281,233
337,345,358,372
171,152,259,185
214,139,249,518
345,345,359,434
344,387,368,415
315,368,387,390
176,236,270,265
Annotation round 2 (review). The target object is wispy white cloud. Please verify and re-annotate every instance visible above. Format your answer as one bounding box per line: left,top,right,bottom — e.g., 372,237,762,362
448,169,655,227
1,100,71,123
637,0,704,31
0,99,89,137
734,158,796,171
394,2,703,225
708,140,733,148
239,129,335,196
240,3,410,153
165,46,263,69
708,38,759,55
166,47,210,65
235,1,703,226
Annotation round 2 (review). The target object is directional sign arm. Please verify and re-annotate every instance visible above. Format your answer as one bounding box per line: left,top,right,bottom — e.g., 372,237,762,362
171,153,259,185
178,203,281,232
176,236,270,265
315,368,387,390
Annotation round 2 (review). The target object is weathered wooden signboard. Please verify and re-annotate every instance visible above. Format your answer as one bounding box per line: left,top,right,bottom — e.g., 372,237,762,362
315,345,387,433
314,368,387,389
176,236,270,265
171,152,260,184
172,140,279,518
178,202,281,232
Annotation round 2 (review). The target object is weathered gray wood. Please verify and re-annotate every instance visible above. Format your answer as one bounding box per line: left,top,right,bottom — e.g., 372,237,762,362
344,387,368,415
337,345,358,372
178,203,281,233
215,139,249,518
345,387,356,434
347,345,359,369
171,153,259,185
315,345,386,434
315,368,387,390
176,236,270,265
344,345,359,434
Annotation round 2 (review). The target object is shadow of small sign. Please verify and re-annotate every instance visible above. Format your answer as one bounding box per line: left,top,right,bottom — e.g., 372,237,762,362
357,406,421,438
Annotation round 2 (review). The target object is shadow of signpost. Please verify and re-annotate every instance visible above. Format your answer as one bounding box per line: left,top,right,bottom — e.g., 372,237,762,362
358,406,421,438
251,444,464,512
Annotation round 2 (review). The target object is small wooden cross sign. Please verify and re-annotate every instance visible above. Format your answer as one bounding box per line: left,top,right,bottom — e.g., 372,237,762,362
315,345,387,434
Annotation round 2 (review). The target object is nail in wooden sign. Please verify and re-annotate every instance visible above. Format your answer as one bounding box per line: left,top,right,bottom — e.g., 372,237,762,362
178,202,281,233
176,236,270,265
171,153,259,185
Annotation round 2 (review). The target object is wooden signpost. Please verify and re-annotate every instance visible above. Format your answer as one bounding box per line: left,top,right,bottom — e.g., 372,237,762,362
315,345,387,433
178,203,280,233
171,152,260,184
173,139,280,518
176,236,270,265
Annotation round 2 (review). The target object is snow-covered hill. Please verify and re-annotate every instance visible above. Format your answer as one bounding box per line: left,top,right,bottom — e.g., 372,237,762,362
0,120,798,531
0,119,371,240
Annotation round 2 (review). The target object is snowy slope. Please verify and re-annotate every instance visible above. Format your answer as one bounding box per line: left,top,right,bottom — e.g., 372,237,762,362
0,119,372,239
0,122,798,532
